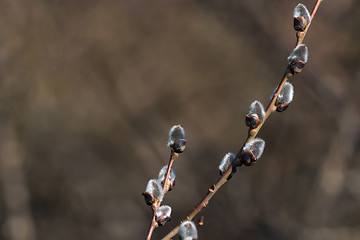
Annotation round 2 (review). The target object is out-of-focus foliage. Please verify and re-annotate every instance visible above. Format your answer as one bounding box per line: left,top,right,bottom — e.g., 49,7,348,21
0,0,359,240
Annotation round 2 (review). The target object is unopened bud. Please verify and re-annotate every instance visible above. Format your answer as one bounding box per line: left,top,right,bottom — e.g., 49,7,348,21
179,221,198,240
246,101,265,129
293,4,311,32
167,125,186,153
158,165,176,191
288,44,308,74
155,205,172,226
241,138,265,166
276,82,294,112
198,216,204,226
142,179,163,206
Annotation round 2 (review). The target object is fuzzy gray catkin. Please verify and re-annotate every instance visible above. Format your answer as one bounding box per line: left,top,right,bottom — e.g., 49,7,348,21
288,44,308,64
243,138,265,160
218,152,236,175
293,3,311,31
155,205,172,226
145,179,163,201
179,221,198,240
167,125,186,153
277,82,294,105
158,165,176,186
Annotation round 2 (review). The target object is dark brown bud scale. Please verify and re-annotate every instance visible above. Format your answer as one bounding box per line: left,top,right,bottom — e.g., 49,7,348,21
167,179,175,191
289,59,306,74
294,16,308,32
172,139,186,153
276,103,290,112
245,114,260,129
156,214,171,226
240,150,257,166
142,192,155,206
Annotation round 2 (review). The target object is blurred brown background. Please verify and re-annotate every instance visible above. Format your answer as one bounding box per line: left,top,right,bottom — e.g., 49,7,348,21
0,0,359,239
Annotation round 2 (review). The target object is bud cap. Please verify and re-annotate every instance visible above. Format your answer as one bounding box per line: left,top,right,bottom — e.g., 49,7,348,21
155,205,172,226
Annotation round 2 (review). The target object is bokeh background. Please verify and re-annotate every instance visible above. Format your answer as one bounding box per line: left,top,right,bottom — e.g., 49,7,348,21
0,0,359,239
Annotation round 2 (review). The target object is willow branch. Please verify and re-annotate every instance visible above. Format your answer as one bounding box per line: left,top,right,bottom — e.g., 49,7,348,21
146,151,178,240
296,0,323,47
161,1,322,239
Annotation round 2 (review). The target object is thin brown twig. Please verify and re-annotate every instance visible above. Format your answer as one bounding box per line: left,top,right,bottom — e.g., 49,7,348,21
146,150,178,240
296,0,323,47
247,69,293,143
162,151,178,193
161,166,233,240
161,1,322,239
146,209,157,240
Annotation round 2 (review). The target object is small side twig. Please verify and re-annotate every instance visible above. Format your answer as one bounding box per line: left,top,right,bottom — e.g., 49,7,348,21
296,0,323,46
146,150,178,240
161,1,323,239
